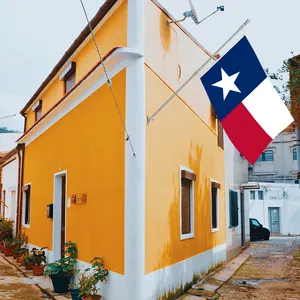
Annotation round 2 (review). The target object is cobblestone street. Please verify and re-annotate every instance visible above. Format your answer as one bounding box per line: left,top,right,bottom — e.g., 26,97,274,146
219,237,300,300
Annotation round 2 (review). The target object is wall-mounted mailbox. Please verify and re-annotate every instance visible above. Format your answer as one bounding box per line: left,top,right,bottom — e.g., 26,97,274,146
47,204,53,218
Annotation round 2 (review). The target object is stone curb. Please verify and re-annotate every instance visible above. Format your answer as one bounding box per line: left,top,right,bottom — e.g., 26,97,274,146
0,254,56,299
179,253,250,299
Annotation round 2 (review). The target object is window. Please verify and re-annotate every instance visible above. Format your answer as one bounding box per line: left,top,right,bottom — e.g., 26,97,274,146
293,149,297,161
211,181,221,231
256,150,274,162
60,62,76,94
217,121,224,149
258,191,264,200
180,168,196,239
250,191,255,200
23,185,31,226
229,190,238,228
32,100,42,122
250,218,260,227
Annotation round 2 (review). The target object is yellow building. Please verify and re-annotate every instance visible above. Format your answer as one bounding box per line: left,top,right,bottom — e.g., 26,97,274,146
17,0,226,299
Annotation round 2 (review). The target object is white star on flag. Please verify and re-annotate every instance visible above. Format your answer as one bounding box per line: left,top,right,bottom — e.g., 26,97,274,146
212,68,241,100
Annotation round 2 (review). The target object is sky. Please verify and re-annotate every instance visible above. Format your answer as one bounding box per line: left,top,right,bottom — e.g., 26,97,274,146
0,0,299,132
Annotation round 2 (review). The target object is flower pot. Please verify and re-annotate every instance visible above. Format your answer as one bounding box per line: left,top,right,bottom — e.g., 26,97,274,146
0,243,3,252
25,262,33,270
70,289,82,300
50,273,71,293
12,253,18,259
16,255,22,263
82,296,102,300
32,265,44,276
3,248,13,256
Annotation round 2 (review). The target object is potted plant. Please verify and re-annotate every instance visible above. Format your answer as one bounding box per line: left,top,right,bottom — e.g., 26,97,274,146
31,247,47,276
0,219,14,252
23,252,34,270
78,257,109,300
3,239,15,256
13,231,28,260
45,241,78,294
69,282,82,300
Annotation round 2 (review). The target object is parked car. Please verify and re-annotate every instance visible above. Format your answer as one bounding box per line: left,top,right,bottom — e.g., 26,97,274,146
250,218,270,241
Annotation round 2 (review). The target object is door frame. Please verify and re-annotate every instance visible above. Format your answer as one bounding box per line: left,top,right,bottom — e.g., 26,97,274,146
53,171,67,261
268,207,280,233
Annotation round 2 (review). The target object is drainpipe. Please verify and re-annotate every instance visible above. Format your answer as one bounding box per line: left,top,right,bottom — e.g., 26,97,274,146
16,143,25,234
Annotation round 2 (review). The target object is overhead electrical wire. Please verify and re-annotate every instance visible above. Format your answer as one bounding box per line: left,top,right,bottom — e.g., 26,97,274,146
79,0,136,156
0,114,17,120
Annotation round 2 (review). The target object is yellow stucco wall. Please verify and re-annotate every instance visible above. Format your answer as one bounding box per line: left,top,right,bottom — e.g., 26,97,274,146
23,70,126,275
145,0,225,274
25,0,128,131
145,67,225,274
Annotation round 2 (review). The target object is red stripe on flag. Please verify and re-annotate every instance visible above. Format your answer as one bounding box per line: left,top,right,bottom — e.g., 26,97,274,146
221,103,272,164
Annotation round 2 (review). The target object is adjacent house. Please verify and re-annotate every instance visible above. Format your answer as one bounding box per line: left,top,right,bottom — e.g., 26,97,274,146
17,0,226,299
249,124,298,183
224,134,250,261
249,182,300,235
0,132,23,232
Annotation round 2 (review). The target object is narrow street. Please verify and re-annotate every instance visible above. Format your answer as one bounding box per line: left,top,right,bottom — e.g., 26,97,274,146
219,237,300,300
0,255,46,300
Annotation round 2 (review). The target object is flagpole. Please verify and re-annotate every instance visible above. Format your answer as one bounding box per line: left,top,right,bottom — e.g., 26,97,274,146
147,19,250,124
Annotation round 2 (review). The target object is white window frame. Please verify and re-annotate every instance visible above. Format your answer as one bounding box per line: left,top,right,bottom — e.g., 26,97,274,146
22,183,31,228
250,191,256,200
180,166,195,240
210,179,219,233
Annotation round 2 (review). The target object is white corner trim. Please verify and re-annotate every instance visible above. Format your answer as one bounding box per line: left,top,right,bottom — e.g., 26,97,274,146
19,48,143,146
180,166,195,240
210,178,219,233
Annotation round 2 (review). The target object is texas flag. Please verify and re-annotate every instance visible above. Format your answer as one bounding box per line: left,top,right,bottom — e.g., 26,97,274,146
201,36,294,164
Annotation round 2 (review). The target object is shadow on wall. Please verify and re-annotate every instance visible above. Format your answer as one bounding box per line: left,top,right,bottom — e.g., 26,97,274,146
155,143,219,299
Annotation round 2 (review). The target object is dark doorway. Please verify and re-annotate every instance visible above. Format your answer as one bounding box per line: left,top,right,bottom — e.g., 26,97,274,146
61,175,66,258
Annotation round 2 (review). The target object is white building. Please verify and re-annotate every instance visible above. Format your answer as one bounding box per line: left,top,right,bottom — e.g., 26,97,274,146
225,134,250,261
0,132,23,233
249,182,300,235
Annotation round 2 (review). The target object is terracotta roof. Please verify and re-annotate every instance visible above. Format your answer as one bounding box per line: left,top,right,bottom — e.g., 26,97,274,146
20,0,118,116
0,148,17,166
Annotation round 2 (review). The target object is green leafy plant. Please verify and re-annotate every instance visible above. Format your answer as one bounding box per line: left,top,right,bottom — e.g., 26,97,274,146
78,257,109,299
0,219,14,242
44,241,78,277
3,238,15,249
13,231,28,256
22,252,33,265
30,247,47,266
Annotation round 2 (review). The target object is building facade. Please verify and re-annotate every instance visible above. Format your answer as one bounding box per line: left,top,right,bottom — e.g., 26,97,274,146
224,134,250,261
249,125,298,183
17,1,226,299
249,182,300,235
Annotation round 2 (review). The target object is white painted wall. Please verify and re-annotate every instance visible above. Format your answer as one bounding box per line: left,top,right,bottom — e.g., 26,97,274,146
224,134,250,260
249,182,300,235
1,155,19,232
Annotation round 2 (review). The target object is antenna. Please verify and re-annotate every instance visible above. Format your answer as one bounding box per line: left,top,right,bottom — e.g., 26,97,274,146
168,0,224,25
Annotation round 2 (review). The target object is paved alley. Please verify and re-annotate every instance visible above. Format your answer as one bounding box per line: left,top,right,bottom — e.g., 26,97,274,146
218,237,300,300
0,255,48,299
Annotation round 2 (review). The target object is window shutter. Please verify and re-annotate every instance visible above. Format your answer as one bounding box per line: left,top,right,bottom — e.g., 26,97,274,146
181,178,191,234
229,190,233,228
65,72,76,93
234,192,239,227
229,190,239,227
218,121,224,149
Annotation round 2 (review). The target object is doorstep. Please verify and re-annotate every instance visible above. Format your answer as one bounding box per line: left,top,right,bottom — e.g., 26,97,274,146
1,254,71,299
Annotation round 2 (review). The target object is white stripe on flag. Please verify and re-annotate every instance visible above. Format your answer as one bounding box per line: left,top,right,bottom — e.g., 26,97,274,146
242,78,293,139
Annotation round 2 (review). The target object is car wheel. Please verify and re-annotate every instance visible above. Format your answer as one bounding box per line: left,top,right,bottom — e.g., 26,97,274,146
264,232,270,240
